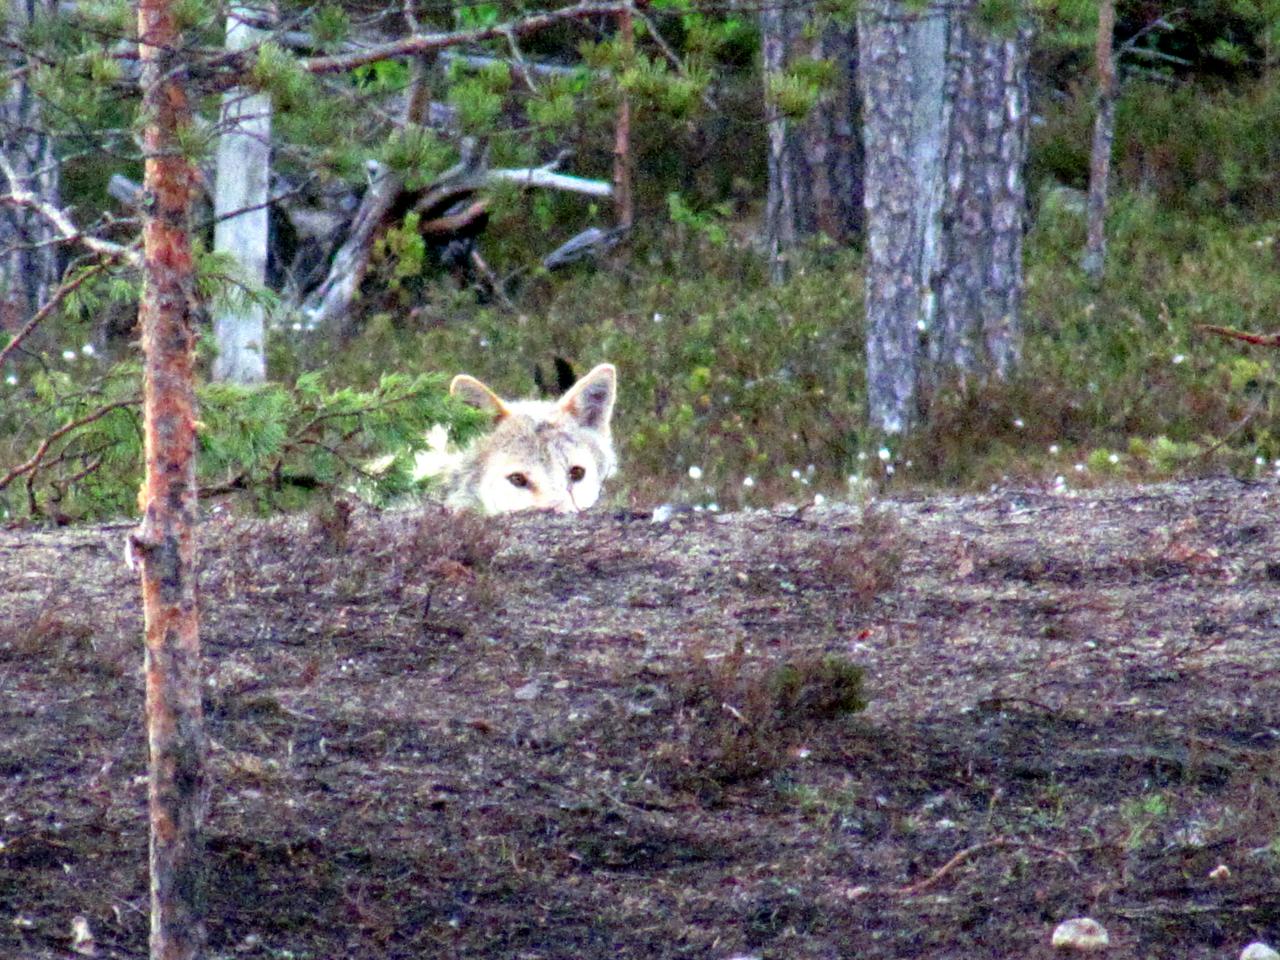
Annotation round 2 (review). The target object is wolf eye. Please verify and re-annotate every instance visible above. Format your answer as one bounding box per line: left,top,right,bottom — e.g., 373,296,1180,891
568,465,586,483
507,472,530,489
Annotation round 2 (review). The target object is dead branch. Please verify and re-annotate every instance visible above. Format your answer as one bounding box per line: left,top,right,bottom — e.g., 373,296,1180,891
886,837,1077,898
0,156,141,268
1199,324,1280,347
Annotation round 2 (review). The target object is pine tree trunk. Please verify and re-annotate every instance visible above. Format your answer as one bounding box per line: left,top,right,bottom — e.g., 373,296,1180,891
931,8,1030,381
859,0,949,433
761,3,862,285
134,0,207,954
1083,0,1116,284
859,0,1029,434
212,6,271,384
0,0,62,326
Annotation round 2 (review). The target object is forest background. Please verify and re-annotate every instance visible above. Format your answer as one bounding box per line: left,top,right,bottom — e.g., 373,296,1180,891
3,0,1280,520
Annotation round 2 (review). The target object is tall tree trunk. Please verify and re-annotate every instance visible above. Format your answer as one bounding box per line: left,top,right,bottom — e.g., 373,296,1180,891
859,0,1030,434
212,6,271,383
612,6,634,230
932,8,1030,381
0,0,62,328
1082,0,1116,284
761,3,862,285
134,0,207,954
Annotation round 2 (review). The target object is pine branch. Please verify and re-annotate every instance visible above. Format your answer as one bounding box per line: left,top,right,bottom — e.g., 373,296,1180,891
0,399,140,496
0,263,110,369
295,2,637,76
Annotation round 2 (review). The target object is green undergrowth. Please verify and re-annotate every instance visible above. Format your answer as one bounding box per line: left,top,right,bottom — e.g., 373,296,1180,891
0,367,484,521
270,194,1280,509
3,193,1278,521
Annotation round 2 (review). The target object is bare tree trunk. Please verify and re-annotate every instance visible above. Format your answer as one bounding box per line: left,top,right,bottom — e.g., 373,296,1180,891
212,5,271,383
0,0,62,327
1082,0,1116,284
761,2,862,285
859,0,1029,434
133,0,207,954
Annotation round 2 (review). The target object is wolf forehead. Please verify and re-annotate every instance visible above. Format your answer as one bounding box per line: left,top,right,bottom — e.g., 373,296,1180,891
486,410,617,475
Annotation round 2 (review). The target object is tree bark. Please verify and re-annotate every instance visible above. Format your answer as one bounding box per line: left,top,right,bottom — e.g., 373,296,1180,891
612,6,634,230
1083,0,1116,284
133,0,207,954
0,0,62,328
761,3,862,285
212,5,272,384
859,0,1029,434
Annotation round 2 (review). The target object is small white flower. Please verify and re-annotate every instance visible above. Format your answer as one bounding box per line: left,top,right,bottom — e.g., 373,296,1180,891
708,502,720,512
653,312,663,323
847,474,860,486
62,349,77,361
1053,475,1067,490
478,338,489,348
916,319,928,332
291,322,303,332
687,465,703,481
743,476,755,488
791,468,802,480
1172,354,1185,365
878,447,891,462
4,374,16,386
1013,418,1024,429
1108,452,1120,465
857,451,868,462
1256,456,1266,466
813,493,826,506
80,343,96,356
806,464,815,474
885,464,895,476
1049,444,1060,455
1075,463,1086,473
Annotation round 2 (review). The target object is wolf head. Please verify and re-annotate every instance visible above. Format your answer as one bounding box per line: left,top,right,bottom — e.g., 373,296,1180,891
446,363,617,514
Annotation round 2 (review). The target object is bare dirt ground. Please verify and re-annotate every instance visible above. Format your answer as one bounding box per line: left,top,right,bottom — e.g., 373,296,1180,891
2,476,1280,959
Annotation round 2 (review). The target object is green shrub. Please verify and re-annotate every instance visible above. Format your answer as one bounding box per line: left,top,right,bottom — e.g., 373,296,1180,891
0,364,484,521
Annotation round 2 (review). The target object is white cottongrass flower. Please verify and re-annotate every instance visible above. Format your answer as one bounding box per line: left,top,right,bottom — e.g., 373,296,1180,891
791,468,802,480
1172,354,1185,365
742,476,755,488
687,465,703,481
1108,452,1120,465
813,493,826,506
80,343,96,356
1013,418,1024,429
4,374,16,386
62,349,77,361
1049,444,1060,455
877,447,891,462
1074,463,1086,473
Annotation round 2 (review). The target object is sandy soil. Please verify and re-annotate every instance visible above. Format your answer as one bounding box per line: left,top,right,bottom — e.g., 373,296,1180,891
2,476,1279,958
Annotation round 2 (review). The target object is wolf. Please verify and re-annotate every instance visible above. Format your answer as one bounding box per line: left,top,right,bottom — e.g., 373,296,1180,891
432,363,618,514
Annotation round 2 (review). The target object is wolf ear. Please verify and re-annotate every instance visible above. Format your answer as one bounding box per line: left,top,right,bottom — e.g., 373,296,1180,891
558,363,616,432
450,374,510,419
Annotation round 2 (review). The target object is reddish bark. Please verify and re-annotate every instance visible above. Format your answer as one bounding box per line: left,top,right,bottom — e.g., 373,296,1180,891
133,0,207,956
